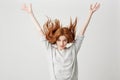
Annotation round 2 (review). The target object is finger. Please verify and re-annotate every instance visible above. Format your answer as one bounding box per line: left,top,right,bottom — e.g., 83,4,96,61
94,2,98,8
29,3,33,12
90,4,93,10
90,4,92,10
21,3,26,10
96,3,100,10
93,2,99,9
30,3,32,8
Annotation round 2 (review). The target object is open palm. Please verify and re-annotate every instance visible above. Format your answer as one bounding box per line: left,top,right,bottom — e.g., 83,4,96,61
21,3,33,14
90,3,100,14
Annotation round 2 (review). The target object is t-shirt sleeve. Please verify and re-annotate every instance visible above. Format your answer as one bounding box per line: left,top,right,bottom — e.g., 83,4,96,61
39,35,52,50
73,35,84,54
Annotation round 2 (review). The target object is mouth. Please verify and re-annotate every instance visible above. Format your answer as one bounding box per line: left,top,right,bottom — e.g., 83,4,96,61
60,46,64,47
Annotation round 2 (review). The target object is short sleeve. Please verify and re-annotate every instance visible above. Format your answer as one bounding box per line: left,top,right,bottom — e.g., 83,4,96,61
39,35,52,50
73,35,84,54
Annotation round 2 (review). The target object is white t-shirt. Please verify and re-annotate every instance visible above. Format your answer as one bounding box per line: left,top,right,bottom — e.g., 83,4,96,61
40,35,84,80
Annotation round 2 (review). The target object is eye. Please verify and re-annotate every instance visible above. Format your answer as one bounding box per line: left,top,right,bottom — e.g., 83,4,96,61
64,39,67,42
57,39,60,41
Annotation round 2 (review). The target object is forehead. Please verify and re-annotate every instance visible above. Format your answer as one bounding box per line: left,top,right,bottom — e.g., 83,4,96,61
58,35,67,40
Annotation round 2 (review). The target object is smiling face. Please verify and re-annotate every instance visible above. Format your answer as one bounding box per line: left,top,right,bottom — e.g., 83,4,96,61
56,35,68,50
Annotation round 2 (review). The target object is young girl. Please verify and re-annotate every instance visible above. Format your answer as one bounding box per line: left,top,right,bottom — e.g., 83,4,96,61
22,3,100,80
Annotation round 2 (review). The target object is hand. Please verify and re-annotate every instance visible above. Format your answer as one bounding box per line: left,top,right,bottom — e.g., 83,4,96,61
90,2,100,14
21,3,33,14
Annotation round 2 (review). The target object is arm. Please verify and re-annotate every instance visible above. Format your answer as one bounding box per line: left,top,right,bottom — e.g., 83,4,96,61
21,3,44,36
80,3,100,35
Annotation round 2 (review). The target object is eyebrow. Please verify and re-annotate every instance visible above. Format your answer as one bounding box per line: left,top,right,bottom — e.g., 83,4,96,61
57,39,67,40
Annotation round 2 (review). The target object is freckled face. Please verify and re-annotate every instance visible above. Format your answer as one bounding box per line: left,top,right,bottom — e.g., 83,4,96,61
56,35,68,50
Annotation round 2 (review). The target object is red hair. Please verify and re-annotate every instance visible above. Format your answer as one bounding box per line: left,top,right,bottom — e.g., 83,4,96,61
42,17,77,44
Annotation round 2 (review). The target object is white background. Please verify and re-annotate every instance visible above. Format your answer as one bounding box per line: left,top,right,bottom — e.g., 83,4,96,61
0,0,120,80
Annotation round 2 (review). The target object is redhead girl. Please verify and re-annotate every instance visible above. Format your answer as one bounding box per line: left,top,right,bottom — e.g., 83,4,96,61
22,3,100,80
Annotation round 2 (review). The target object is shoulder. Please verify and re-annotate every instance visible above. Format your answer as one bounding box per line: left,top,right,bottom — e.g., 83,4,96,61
75,35,85,40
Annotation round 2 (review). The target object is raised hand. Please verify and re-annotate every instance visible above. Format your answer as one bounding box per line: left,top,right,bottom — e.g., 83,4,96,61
21,3,44,35
90,2,100,14
79,2,100,35
21,3,33,14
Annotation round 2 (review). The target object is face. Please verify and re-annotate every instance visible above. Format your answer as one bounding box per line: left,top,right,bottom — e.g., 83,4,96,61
56,35,68,50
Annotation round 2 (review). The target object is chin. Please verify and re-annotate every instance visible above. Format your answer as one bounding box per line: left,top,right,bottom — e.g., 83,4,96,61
58,47,64,49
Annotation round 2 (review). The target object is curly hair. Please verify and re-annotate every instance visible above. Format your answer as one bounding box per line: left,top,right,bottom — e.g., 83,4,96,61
42,17,77,44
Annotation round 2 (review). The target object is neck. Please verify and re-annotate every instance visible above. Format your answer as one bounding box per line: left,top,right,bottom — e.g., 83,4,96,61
57,47,66,51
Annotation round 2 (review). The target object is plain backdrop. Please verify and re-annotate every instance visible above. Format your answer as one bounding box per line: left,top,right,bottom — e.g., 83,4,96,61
0,0,120,80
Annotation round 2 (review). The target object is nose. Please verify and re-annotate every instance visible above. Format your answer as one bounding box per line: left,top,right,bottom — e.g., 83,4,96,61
60,41,64,46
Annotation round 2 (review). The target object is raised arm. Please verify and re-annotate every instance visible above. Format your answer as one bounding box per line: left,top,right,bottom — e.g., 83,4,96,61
21,3,44,36
79,3,100,35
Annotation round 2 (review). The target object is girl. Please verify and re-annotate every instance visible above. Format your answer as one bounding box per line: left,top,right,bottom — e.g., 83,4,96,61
22,3,100,80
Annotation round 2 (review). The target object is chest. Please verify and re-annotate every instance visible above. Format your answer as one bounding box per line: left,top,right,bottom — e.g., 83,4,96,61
52,48,75,65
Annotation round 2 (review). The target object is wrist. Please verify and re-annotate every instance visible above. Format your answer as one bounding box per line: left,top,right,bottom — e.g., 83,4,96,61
89,11,93,15
29,11,34,16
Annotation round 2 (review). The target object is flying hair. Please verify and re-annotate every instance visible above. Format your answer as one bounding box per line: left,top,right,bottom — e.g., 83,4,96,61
42,17,77,44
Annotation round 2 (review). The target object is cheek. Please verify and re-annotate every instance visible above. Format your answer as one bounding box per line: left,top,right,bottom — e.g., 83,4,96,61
64,42,68,45
56,41,60,45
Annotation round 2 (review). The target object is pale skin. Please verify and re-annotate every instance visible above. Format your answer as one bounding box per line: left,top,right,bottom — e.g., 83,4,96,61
56,35,68,50
21,3,100,50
